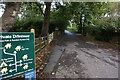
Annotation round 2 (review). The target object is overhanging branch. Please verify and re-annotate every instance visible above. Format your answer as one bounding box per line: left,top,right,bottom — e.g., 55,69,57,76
35,2,45,16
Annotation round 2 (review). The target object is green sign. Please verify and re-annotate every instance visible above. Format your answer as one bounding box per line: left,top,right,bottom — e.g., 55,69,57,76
0,33,35,79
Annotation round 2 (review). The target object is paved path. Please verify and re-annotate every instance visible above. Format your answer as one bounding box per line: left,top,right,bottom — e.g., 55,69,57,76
44,30,119,78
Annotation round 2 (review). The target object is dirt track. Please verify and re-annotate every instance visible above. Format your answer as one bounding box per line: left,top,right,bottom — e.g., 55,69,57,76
43,30,119,78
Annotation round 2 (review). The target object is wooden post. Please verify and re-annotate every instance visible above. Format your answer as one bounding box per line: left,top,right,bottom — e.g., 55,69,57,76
53,32,55,40
47,33,49,48
30,29,36,79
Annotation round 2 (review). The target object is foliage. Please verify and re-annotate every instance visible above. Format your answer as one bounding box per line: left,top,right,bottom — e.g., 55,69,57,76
9,2,44,37
9,2,119,42
88,16,119,42
19,2,44,20
69,2,119,42
70,2,108,33
50,3,73,33
9,2,72,36
67,27,78,33
9,16,43,37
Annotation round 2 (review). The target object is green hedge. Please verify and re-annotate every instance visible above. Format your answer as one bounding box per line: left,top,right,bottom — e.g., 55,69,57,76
10,15,69,37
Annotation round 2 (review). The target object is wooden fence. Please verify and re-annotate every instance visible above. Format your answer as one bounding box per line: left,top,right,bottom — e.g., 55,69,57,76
35,32,54,54
35,36,48,54
34,31,54,77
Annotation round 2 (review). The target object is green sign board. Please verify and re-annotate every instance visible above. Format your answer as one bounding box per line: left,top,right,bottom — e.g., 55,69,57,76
0,33,35,79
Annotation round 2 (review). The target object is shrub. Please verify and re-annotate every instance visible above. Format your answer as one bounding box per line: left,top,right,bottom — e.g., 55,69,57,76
88,16,119,42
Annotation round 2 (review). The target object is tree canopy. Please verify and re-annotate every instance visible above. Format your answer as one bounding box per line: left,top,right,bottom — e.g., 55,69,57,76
1,2,119,42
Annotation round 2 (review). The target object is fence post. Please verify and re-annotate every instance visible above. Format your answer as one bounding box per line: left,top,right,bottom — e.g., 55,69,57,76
53,32,55,40
47,33,49,48
30,29,36,79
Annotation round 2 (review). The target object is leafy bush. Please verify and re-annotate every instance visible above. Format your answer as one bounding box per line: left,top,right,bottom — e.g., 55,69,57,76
88,16,119,42
9,16,43,37
10,14,70,37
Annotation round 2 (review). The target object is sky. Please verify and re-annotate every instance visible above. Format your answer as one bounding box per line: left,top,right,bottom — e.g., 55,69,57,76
0,9,4,17
0,4,5,18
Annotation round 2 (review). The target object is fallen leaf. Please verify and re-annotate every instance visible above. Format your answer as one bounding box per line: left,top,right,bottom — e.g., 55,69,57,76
61,54,64,57
40,67,43,70
37,70,39,72
73,72,76,74
95,60,99,63
96,76,98,78
58,63,61,65
52,72,55,75
41,65,44,67
44,63,47,64
72,66,75,68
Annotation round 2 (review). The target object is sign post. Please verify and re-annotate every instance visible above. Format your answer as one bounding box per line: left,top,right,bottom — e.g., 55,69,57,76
0,32,35,80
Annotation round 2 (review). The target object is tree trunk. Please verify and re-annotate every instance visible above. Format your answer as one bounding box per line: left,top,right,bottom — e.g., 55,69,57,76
41,2,51,36
78,13,82,33
2,3,21,32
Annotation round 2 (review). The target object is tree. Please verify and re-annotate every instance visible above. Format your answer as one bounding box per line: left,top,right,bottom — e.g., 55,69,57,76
41,2,51,36
70,2,118,36
1,2,52,36
1,3,21,32
50,2,73,33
